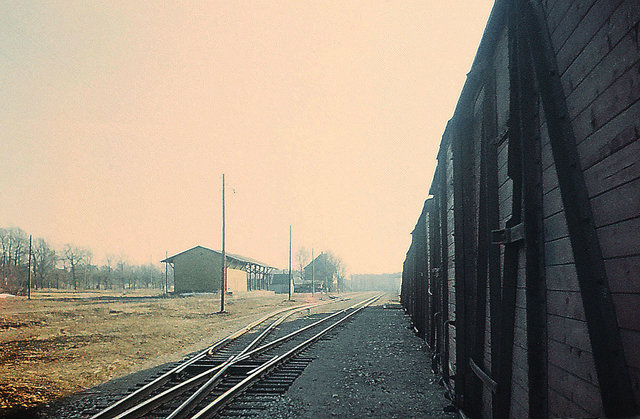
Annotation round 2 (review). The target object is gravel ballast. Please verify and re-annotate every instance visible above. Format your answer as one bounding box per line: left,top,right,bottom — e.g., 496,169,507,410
256,300,454,418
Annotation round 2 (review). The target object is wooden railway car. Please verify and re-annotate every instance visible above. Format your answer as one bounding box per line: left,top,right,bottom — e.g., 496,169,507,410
401,0,640,417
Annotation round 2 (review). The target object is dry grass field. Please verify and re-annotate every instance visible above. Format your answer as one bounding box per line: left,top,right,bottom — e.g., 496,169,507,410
0,289,353,410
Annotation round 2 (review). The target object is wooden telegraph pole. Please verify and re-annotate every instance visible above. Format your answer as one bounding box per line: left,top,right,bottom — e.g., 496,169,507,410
27,235,32,300
288,225,292,301
165,250,168,293
220,174,227,312
311,248,315,296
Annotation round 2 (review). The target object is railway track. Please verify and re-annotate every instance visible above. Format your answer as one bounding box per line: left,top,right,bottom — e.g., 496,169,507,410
89,293,381,418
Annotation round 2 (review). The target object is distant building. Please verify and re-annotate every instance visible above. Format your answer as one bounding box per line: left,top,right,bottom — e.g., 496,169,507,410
271,272,293,294
303,252,336,292
161,245,274,294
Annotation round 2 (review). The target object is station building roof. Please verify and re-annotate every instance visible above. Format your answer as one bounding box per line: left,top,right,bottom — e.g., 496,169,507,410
161,245,275,269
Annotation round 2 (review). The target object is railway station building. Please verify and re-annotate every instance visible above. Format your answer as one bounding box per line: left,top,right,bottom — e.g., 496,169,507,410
161,245,274,294
303,252,336,292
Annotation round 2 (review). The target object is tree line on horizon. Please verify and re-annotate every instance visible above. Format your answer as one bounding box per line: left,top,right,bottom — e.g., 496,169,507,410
0,226,168,295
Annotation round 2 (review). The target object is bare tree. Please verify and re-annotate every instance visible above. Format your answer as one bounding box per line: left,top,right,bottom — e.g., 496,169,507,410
83,250,94,288
116,256,128,289
324,251,346,292
0,227,29,293
333,257,346,292
63,244,89,291
104,254,116,289
2,226,168,292
295,246,310,281
0,228,13,288
32,238,56,289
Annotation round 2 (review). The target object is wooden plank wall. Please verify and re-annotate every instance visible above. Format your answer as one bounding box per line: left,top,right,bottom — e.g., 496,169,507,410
444,141,457,386
541,0,640,416
486,26,510,419
465,89,484,415
424,207,433,348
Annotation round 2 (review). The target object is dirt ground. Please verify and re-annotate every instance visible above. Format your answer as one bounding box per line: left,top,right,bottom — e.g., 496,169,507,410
0,289,353,411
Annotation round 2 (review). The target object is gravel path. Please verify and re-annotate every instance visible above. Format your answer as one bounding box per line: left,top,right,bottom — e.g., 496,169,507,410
256,301,454,418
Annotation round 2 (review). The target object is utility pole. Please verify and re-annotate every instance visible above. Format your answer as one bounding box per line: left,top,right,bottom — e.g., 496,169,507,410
220,174,227,312
288,225,292,300
27,235,32,300
311,248,315,296
165,250,168,294
323,252,327,292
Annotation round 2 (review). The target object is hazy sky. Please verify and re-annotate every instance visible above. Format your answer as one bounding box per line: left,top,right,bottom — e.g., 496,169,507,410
1,1,494,274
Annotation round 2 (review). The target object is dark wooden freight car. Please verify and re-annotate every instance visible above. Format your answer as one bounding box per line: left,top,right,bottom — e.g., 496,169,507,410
401,0,640,417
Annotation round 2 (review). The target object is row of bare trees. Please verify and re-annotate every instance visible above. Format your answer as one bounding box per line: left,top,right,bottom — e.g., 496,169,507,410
0,227,168,295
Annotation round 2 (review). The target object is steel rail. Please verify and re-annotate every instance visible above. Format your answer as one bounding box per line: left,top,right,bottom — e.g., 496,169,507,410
111,356,235,419
129,296,375,419
236,294,376,361
165,295,379,418
90,300,327,419
97,294,365,419
235,300,335,359
166,301,338,419
191,294,383,418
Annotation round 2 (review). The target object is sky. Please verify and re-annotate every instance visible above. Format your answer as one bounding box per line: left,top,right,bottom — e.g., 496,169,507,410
1,1,495,274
